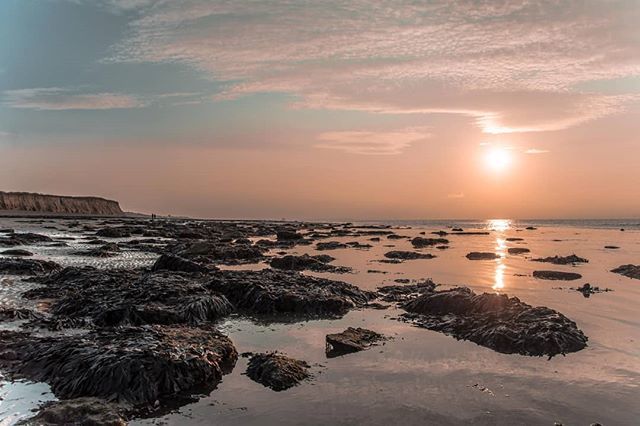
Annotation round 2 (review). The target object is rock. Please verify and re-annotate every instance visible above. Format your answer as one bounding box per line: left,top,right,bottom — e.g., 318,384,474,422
26,267,233,326
0,325,237,408
174,241,266,265
387,234,409,240
532,254,588,264
325,327,385,358
151,253,208,273
0,249,33,256
401,287,588,357
383,251,436,260
21,398,126,426
526,226,537,230
206,269,373,318
345,241,372,249
506,237,524,241
269,254,350,273
316,241,348,250
377,279,438,302
466,252,499,260
246,352,310,391
574,283,612,298
507,247,530,255
611,264,640,280
604,245,619,249
0,232,53,247
411,237,449,248
0,191,123,215
533,270,582,281
0,258,61,275
452,228,464,232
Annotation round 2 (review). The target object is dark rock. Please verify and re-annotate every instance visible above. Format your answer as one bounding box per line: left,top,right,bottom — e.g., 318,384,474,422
401,287,588,357
604,245,619,249
452,228,464,232
175,241,266,265
0,325,237,408
533,270,582,281
383,251,435,260
96,227,131,238
345,241,372,249
0,249,33,256
0,258,61,275
506,237,524,241
466,252,499,260
246,352,310,391
507,247,530,255
574,283,612,298
276,230,303,241
206,269,373,318
0,232,53,247
316,241,348,251
532,254,588,265
611,264,640,280
387,234,409,240
411,237,449,248
369,237,381,242
270,254,350,273
21,398,126,426
526,226,537,230
152,253,208,273
325,327,385,358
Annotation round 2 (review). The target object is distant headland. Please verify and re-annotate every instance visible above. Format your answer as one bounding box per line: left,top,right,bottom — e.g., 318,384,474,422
0,191,124,216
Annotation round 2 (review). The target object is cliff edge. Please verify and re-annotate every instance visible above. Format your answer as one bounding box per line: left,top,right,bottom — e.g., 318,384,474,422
0,191,123,215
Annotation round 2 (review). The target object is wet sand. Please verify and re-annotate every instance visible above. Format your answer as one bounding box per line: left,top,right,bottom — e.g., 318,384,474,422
1,218,639,425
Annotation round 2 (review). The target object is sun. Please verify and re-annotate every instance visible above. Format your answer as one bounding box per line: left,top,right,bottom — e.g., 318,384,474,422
484,148,511,172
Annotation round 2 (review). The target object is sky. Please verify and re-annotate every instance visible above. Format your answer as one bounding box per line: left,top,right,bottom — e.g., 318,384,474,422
1,0,639,220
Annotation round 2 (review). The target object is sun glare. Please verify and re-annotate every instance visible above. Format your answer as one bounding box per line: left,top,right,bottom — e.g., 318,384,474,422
484,148,511,172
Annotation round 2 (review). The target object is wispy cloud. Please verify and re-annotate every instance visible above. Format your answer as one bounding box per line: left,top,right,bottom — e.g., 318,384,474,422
3,88,143,111
315,128,430,155
524,148,550,154
105,0,640,133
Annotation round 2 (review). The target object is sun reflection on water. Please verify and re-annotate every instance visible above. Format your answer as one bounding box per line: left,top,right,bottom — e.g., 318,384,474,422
493,235,508,291
487,219,511,232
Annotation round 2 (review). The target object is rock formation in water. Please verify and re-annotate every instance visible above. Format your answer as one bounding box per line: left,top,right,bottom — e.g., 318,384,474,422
245,352,311,391
0,191,123,215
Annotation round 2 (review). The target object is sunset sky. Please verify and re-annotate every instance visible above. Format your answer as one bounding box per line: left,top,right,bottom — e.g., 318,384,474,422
1,0,639,219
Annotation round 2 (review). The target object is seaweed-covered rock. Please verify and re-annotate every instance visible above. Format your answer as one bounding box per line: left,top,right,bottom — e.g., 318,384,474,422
533,270,582,281
316,241,348,251
173,241,266,265
611,264,640,280
0,249,33,256
507,247,530,255
0,232,53,247
151,253,208,273
325,327,385,358
21,398,126,426
383,251,435,260
276,230,303,241
269,254,350,273
246,352,310,391
0,258,61,275
532,254,588,265
411,237,449,248
0,326,237,408
466,252,499,260
26,267,232,326
206,269,373,318
376,279,438,302
401,287,587,357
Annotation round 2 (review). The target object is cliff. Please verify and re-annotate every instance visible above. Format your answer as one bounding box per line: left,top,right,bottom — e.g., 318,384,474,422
0,191,123,216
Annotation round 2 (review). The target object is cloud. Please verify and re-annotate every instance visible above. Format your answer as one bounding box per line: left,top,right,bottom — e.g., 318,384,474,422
3,88,143,111
105,0,640,133
525,148,550,154
315,128,430,155
447,192,465,199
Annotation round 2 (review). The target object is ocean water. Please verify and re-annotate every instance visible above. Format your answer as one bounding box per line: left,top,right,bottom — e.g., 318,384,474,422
1,218,639,425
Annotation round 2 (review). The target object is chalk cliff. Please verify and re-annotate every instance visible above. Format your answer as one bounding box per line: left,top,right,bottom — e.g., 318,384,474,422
0,192,123,215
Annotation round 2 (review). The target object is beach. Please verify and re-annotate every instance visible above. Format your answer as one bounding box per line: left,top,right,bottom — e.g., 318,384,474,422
0,217,639,425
